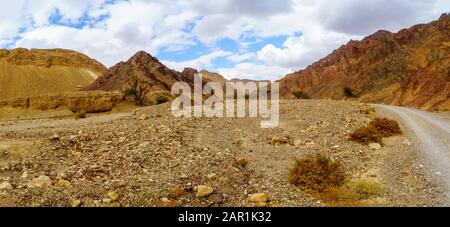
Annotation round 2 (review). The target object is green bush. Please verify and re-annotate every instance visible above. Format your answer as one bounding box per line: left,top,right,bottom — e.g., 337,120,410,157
123,87,145,105
156,95,170,105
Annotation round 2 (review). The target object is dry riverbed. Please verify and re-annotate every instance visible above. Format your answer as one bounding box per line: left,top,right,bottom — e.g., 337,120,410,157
0,100,446,207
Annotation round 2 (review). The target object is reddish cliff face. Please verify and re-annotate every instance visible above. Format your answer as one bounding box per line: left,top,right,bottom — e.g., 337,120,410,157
279,14,450,110
85,51,188,95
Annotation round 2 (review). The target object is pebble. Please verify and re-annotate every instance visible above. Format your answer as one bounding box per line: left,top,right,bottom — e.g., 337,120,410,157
236,157,248,168
107,191,119,201
369,143,382,150
249,193,268,203
71,199,82,207
27,175,52,188
196,185,214,198
0,182,13,190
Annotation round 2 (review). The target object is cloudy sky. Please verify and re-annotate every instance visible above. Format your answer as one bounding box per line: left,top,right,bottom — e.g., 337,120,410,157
0,0,448,80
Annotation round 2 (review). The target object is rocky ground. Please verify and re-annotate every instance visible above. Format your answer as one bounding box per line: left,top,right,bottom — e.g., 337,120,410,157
0,100,446,207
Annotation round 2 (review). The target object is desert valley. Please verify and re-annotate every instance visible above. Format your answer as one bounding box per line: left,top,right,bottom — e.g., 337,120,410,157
0,13,449,207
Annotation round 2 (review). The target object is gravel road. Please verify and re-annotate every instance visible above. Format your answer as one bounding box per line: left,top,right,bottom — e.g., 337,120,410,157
374,104,450,204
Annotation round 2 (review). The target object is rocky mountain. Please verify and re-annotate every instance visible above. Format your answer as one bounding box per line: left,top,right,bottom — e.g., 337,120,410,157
85,51,189,103
0,48,106,99
279,13,450,110
180,68,229,87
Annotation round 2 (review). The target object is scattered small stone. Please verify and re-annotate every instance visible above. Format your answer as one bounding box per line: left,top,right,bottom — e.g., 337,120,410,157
271,136,288,145
249,193,268,203
0,182,12,190
56,179,71,187
369,143,382,150
170,187,187,198
107,191,119,202
294,140,303,147
139,114,149,120
236,157,248,168
71,199,82,207
132,108,141,116
196,185,214,198
207,173,217,179
27,175,52,188
68,135,78,143
208,194,223,204
403,139,412,146
50,134,60,141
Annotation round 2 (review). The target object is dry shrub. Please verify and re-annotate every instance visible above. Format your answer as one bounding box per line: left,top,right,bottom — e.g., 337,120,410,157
75,110,86,119
292,91,311,99
368,118,402,137
359,107,376,115
349,126,382,145
288,155,347,193
320,180,385,207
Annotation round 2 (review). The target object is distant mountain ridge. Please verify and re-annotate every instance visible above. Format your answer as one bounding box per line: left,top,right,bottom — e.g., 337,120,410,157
279,13,450,110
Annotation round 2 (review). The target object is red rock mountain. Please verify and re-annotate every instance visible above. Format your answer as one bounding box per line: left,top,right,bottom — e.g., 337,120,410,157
279,14,450,110
85,51,188,96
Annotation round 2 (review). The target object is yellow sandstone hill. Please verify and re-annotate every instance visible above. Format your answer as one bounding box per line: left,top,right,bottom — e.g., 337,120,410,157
0,48,107,99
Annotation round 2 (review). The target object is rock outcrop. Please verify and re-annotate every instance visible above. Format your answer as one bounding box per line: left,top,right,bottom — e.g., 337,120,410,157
279,14,450,111
0,91,122,113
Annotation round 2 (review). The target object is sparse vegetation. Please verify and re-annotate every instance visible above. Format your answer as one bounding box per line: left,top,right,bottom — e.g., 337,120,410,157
368,118,402,137
123,87,146,106
349,126,382,145
343,87,358,98
293,91,311,99
288,155,347,193
320,180,385,207
156,95,170,105
75,110,86,119
359,107,376,115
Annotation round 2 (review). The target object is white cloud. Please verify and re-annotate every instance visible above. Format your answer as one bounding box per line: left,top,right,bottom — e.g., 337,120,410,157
1,0,449,80
227,52,256,63
218,63,292,81
163,50,233,71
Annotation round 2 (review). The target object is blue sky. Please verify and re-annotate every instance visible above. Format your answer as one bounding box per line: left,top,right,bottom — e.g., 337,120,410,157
0,0,448,80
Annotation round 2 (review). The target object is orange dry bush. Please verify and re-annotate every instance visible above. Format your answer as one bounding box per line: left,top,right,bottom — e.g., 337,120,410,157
288,155,347,193
368,118,402,137
349,126,382,145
